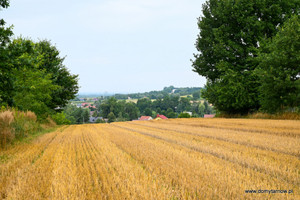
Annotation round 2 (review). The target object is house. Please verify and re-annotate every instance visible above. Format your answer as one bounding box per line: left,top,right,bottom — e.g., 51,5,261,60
139,116,153,121
81,103,90,107
204,114,215,118
154,114,168,120
81,103,96,110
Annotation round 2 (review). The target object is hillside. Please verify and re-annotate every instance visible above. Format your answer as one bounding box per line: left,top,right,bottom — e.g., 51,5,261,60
114,86,203,100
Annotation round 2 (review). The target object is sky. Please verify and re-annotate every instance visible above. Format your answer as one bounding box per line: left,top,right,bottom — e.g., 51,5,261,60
2,0,207,94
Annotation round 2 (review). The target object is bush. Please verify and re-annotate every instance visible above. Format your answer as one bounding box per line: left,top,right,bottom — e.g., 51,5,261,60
51,112,71,125
95,118,106,123
178,113,191,118
12,109,40,139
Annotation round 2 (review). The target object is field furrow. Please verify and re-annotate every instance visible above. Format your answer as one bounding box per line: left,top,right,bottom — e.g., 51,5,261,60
103,123,298,199
130,120,300,157
112,123,300,187
0,118,299,199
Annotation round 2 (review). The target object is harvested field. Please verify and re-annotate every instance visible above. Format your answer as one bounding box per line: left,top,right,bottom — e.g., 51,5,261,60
0,118,299,199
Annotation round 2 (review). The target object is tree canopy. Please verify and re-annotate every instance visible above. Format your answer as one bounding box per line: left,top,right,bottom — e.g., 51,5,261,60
0,0,13,106
256,15,300,113
192,0,300,114
1,38,79,117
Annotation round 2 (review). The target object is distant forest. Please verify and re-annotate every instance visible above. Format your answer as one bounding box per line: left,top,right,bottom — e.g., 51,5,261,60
113,86,203,100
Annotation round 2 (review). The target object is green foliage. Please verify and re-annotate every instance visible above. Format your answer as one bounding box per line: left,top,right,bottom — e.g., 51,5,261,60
151,111,157,119
257,15,300,113
107,112,116,123
99,97,139,121
90,94,214,122
7,38,78,115
13,112,41,139
192,0,300,114
192,91,200,100
1,109,42,148
166,108,176,118
0,0,13,107
124,102,139,120
198,103,205,117
178,113,191,118
82,109,90,123
51,112,70,125
144,108,152,116
64,104,90,124
0,37,79,118
177,98,191,113
137,98,152,114
95,118,105,123
8,39,59,118
34,40,79,111
114,86,202,100
100,97,119,118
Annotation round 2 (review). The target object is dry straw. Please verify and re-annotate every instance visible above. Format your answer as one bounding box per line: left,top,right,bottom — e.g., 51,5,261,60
24,111,37,122
0,110,15,148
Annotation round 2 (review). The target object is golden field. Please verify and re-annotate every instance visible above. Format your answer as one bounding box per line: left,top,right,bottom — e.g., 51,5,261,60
0,118,299,199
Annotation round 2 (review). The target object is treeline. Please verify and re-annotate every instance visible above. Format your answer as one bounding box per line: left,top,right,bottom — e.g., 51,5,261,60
0,1,79,122
114,86,202,100
192,0,300,115
64,95,215,124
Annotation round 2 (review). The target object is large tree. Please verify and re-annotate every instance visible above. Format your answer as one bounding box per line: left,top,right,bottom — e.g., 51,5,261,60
7,38,79,115
257,15,300,113
0,0,13,106
35,40,79,111
192,0,300,114
7,39,58,117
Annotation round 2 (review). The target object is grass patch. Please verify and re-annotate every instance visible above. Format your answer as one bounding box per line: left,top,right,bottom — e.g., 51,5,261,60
12,126,60,145
216,112,300,120
0,155,11,164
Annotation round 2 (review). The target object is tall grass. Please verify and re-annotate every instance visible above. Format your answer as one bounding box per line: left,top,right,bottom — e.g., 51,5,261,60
0,108,56,149
0,110,14,148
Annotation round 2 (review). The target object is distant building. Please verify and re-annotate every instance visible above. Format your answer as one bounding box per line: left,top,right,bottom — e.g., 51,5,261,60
139,116,153,121
204,114,215,118
154,114,168,120
81,103,96,109
81,103,89,107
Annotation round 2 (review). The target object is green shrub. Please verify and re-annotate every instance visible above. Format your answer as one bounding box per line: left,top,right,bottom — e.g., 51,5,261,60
178,113,191,118
12,110,40,139
0,108,43,148
51,112,71,125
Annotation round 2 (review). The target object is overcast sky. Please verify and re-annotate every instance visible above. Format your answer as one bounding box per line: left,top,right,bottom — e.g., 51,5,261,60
2,0,206,94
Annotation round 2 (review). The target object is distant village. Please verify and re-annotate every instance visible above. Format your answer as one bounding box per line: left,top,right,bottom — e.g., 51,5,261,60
74,100,214,123
69,87,216,124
